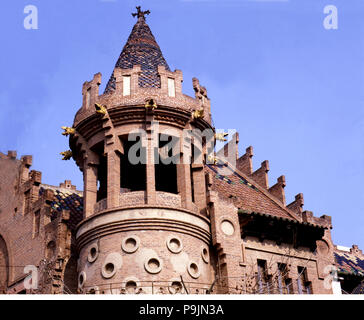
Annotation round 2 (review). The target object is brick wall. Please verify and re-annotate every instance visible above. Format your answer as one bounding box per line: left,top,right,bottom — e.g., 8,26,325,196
0,152,72,293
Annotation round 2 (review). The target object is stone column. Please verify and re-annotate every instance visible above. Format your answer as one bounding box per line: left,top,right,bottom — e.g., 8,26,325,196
146,134,156,204
157,66,168,95
191,163,206,214
83,163,98,218
130,65,141,95
177,155,193,210
107,151,120,209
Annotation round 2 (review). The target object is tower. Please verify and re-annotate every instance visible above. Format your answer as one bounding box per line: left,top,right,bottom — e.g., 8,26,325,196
69,7,215,294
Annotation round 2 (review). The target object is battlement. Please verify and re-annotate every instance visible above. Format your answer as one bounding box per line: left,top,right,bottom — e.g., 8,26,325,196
236,146,253,175
335,244,364,258
215,139,332,228
239,144,331,227
0,151,81,217
59,180,77,191
73,69,212,127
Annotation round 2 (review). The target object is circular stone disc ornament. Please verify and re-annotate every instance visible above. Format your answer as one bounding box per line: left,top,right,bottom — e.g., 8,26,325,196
144,257,163,274
166,235,183,254
221,220,235,236
78,271,86,288
201,247,209,264
121,235,140,253
102,262,116,279
187,261,201,279
87,243,99,263
101,252,123,279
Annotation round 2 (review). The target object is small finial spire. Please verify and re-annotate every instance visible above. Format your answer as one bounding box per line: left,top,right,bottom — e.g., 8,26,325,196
132,6,150,21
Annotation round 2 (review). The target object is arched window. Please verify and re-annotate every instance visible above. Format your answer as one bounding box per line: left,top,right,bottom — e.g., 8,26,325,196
120,138,146,192
155,134,178,194
63,256,78,294
46,241,56,260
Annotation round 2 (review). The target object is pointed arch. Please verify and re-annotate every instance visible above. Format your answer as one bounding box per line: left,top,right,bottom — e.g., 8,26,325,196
63,256,78,294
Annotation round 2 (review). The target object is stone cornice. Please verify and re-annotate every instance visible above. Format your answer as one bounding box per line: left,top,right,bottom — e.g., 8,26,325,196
76,206,211,249
71,105,213,148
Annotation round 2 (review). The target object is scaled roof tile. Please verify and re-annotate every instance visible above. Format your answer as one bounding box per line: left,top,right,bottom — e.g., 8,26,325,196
104,14,170,93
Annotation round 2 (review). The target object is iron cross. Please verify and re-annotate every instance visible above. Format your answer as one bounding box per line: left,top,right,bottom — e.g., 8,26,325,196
132,6,150,20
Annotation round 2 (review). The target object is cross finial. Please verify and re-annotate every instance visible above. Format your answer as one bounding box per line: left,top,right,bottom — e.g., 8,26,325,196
132,6,150,21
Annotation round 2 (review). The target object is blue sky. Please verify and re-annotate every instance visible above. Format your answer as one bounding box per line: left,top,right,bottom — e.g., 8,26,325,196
0,0,363,249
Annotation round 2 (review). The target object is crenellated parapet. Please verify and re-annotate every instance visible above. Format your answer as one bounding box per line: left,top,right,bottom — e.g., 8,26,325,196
268,175,286,205
349,244,364,257
214,140,333,228
251,160,269,189
82,72,101,110
287,193,304,217
236,146,253,175
302,211,332,229
73,70,213,128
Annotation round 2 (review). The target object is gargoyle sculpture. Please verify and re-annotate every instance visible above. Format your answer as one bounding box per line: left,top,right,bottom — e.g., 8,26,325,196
61,126,75,136
60,150,72,160
207,154,219,165
215,132,228,142
192,108,204,119
95,103,107,115
145,99,157,110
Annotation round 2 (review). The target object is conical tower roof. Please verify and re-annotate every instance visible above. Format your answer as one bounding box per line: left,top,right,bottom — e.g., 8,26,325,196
104,7,171,93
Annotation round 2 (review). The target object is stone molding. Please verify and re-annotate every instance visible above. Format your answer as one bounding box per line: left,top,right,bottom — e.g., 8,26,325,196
76,207,211,249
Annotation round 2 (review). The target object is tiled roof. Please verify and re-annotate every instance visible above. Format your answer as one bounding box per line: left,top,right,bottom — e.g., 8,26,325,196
334,251,364,277
104,15,170,93
206,163,299,220
207,164,259,191
39,187,83,232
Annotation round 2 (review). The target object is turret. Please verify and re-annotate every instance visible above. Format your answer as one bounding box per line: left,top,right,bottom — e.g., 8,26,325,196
68,7,215,294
